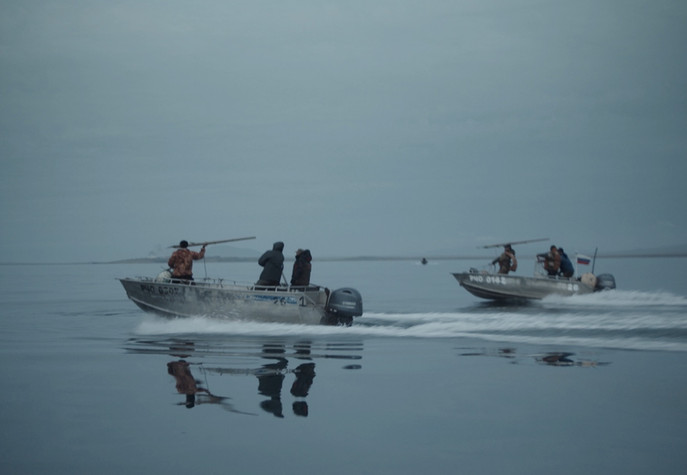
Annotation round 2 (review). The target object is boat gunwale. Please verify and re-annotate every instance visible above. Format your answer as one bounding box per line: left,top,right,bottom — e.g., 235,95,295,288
118,276,327,295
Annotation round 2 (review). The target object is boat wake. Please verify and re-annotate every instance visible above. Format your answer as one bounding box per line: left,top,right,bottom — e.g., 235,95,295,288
541,289,687,307
133,289,687,353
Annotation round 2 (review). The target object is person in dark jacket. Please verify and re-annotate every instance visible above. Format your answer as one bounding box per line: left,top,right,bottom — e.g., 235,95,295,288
256,241,285,286
558,248,574,278
290,249,312,286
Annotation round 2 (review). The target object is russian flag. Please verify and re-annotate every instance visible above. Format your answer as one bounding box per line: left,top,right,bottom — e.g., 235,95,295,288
577,254,591,265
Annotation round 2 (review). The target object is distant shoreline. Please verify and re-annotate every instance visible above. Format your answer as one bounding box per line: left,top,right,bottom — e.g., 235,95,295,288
2,252,686,266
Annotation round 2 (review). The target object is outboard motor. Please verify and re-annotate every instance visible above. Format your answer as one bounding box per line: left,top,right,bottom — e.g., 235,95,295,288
323,288,363,326
594,273,616,291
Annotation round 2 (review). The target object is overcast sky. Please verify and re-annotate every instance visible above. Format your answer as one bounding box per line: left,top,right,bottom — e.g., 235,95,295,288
1,0,686,263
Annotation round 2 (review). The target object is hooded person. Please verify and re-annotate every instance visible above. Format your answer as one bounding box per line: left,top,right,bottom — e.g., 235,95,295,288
558,248,574,278
256,241,285,286
290,249,312,286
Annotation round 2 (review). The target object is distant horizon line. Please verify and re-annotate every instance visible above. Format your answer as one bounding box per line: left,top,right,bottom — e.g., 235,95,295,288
2,251,686,266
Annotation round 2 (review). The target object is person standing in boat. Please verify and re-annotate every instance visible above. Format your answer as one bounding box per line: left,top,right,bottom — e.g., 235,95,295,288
492,244,517,274
167,240,206,281
558,248,574,278
538,245,561,276
290,249,312,286
256,241,285,286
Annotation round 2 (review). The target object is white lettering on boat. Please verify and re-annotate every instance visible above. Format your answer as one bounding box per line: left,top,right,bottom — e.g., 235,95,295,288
139,284,184,296
468,274,507,285
250,295,299,306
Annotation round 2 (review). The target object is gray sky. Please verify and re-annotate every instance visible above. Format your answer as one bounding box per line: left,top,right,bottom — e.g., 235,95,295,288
1,0,686,263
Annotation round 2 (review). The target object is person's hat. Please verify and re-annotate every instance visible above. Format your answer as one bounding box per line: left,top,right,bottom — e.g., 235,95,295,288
296,249,304,255
180,240,189,248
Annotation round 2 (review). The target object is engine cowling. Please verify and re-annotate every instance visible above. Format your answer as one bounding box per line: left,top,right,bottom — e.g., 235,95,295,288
594,273,616,291
323,288,363,326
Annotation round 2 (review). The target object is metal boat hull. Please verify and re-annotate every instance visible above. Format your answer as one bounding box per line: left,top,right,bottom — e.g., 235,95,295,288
452,272,595,300
119,277,330,324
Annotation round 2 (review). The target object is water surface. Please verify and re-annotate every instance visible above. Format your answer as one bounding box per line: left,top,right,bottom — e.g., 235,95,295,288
1,258,685,474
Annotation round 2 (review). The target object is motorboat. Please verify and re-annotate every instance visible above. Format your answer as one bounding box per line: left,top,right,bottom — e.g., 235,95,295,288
452,269,616,301
452,238,616,301
119,237,363,325
120,272,363,325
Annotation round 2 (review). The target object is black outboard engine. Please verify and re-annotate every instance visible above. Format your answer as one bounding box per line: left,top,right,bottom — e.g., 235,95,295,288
323,288,363,326
594,273,616,291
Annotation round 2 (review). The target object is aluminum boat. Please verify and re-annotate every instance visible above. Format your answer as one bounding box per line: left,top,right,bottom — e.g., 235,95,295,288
119,272,363,325
452,269,615,301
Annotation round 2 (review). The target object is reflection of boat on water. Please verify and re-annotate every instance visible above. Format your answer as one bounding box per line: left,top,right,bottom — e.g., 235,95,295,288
452,238,616,301
459,347,610,367
452,269,616,300
126,337,363,417
119,274,363,325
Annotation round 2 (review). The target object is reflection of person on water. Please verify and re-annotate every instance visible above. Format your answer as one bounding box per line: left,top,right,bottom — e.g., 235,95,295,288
167,360,210,408
167,360,251,413
257,357,288,418
256,343,316,418
256,241,285,286
168,240,206,281
539,353,575,365
462,348,606,367
290,363,315,417
558,248,574,278
290,249,312,286
492,244,517,274
536,352,607,367
538,245,561,276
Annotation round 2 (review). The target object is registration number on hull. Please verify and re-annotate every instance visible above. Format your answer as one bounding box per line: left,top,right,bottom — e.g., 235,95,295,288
468,274,507,285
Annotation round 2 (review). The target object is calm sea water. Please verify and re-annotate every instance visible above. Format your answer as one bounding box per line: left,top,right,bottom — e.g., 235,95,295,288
1,257,686,474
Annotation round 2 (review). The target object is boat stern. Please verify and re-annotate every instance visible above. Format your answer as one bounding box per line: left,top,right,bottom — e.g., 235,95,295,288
322,288,363,326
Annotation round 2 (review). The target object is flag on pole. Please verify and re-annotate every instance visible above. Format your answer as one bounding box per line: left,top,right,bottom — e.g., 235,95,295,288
576,254,591,265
